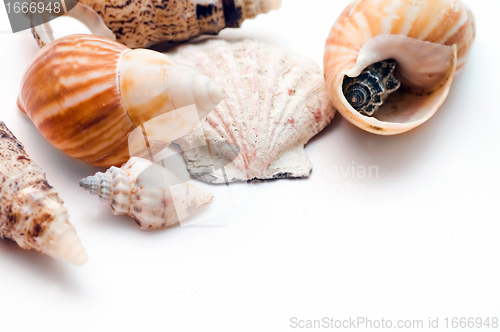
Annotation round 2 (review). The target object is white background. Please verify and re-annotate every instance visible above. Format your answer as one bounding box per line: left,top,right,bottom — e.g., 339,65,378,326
0,0,499,331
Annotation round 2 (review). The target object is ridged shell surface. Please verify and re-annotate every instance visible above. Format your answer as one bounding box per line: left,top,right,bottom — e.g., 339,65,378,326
324,0,475,135
18,35,133,167
0,122,87,266
18,34,225,167
170,39,336,183
75,0,281,48
80,157,214,230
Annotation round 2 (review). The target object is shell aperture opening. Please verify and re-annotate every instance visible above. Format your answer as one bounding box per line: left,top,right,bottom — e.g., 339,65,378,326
342,60,401,117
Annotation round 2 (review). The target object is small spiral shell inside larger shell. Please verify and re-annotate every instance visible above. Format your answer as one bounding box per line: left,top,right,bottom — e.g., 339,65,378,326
343,60,401,117
324,0,475,135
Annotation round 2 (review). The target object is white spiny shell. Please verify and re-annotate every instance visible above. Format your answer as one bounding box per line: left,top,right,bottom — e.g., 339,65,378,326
80,157,214,230
0,122,87,266
170,39,336,184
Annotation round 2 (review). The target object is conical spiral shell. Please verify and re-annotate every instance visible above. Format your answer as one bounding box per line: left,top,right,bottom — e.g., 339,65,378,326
18,34,225,167
33,0,282,48
80,157,214,230
0,122,87,266
324,0,475,135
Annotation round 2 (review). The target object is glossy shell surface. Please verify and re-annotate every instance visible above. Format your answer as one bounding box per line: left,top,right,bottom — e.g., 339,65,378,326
324,0,475,134
18,34,224,167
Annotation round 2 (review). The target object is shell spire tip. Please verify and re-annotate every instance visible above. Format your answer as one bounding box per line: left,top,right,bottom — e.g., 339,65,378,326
209,81,226,104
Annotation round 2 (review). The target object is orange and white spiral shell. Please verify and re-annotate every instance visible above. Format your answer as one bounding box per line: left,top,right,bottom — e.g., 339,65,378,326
18,34,225,167
324,0,475,135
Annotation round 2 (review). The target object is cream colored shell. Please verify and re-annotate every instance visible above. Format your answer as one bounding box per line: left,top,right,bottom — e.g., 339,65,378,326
324,0,475,135
170,39,336,183
80,157,214,230
0,122,87,266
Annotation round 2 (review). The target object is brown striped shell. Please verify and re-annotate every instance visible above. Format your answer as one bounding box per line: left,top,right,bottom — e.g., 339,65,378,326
324,0,475,135
32,0,281,49
18,34,225,167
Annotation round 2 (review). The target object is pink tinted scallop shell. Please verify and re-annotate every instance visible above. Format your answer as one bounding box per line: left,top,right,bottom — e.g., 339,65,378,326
170,39,337,183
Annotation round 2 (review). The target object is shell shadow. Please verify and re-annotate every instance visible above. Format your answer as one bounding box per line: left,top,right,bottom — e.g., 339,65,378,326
0,239,81,294
151,33,280,54
334,94,457,181
347,121,428,164
16,113,103,181
307,110,343,146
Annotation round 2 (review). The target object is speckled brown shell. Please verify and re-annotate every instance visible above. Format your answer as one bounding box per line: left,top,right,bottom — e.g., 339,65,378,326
0,122,87,265
77,0,281,48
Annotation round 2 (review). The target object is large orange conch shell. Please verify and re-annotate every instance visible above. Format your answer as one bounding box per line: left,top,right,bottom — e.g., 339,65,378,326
18,34,225,167
324,0,475,135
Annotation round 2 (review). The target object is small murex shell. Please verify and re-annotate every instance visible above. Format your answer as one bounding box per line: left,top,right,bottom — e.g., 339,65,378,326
169,39,336,184
80,157,214,230
324,0,475,135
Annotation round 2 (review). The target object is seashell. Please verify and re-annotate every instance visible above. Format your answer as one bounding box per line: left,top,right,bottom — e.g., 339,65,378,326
32,0,281,49
32,2,118,48
79,157,214,230
17,34,225,168
0,122,87,266
324,0,475,135
168,39,336,184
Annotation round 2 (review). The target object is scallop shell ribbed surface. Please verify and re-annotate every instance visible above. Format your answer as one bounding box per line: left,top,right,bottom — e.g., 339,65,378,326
170,39,336,183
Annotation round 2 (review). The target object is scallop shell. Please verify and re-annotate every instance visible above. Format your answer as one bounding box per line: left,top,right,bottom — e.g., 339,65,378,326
17,34,225,167
0,122,87,266
324,0,475,135
168,39,336,184
79,157,214,230
32,0,281,48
